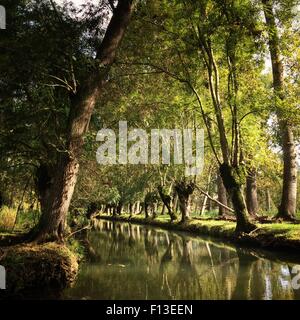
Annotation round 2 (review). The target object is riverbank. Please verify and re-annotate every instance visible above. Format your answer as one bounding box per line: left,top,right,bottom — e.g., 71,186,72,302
100,214,300,254
0,241,78,299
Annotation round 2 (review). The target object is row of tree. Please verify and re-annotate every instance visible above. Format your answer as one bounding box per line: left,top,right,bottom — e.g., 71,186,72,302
0,0,299,241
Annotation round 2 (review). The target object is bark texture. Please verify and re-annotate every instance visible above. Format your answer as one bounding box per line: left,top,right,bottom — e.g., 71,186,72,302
217,174,228,216
220,164,256,234
174,181,195,223
245,169,259,216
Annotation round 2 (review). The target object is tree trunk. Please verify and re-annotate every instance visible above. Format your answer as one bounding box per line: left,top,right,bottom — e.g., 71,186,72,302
207,198,211,213
220,164,256,234
173,194,178,213
200,195,208,215
144,202,149,219
32,0,135,242
278,125,297,219
34,164,52,215
174,181,195,223
117,201,123,215
112,205,117,217
217,174,228,216
262,0,297,220
129,203,133,215
157,185,177,221
86,202,99,219
245,169,259,216
266,189,272,212
135,201,140,214
34,158,78,242
152,203,157,219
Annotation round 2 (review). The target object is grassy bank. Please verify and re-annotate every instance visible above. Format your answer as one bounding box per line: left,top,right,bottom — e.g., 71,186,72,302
100,214,300,253
0,240,79,299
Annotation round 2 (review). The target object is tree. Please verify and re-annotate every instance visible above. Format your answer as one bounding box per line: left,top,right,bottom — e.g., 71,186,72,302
34,0,135,242
262,0,298,220
174,180,195,223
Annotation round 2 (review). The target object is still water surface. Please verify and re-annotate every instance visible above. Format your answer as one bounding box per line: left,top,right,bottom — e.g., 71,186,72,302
63,219,300,300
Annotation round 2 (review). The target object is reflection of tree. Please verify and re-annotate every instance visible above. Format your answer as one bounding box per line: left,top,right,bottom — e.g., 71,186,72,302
249,259,266,299
232,248,258,300
287,265,300,300
173,238,202,299
116,223,126,242
217,249,236,299
144,229,159,264
159,237,176,299
128,223,135,248
83,230,102,263
106,221,125,260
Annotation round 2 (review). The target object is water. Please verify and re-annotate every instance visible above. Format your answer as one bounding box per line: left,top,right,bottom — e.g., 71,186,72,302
63,219,300,300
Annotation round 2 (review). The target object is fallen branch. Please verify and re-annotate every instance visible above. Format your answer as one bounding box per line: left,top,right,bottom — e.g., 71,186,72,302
195,185,234,213
66,225,92,239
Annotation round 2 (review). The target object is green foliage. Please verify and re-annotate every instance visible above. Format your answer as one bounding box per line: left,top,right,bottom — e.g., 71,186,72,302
67,238,85,261
0,0,299,237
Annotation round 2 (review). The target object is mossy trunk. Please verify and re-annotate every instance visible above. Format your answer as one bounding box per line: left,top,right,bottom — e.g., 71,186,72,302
174,181,195,223
220,164,256,234
178,193,190,222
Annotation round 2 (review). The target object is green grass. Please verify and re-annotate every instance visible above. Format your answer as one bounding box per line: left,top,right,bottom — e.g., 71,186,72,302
100,213,300,251
257,223,300,241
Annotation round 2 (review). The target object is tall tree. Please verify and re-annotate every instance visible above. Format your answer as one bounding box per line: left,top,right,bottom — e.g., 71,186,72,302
34,0,135,242
262,0,298,220
179,0,257,233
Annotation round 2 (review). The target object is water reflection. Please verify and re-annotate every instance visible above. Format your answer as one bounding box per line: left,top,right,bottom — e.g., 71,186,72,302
63,220,300,300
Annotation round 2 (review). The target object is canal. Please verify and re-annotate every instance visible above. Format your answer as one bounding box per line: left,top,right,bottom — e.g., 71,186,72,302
63,219,300,300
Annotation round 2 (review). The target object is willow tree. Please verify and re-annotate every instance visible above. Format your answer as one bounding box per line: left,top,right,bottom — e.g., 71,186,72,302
34,0,135,242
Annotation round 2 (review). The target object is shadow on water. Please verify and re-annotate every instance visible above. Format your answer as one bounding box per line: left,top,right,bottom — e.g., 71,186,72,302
63,220,300,300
